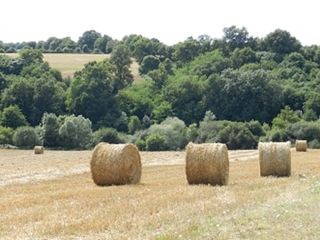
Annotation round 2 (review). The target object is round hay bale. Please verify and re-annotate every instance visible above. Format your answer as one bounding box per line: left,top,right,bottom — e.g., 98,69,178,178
295,140,307,152
185,143,229,186
258,142,291,177
34,146,44,154
90,143,142,186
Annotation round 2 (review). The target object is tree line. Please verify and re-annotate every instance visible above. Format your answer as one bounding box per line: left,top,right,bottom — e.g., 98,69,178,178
1,26,320,150
0,30,117,54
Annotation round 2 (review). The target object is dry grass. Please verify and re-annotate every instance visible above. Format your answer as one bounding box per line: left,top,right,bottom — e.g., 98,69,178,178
5,53,142,81
0,150,319,239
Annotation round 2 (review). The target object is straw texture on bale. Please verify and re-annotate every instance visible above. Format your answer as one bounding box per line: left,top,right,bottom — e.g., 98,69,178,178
258,142,291,177
185,143,229,186
90,143,142,186
34,146,44,154
295,140,307,152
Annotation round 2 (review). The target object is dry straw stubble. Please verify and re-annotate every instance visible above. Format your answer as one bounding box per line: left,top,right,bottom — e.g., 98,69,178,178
295,140,307,152
90,143,142,186
185,143,229,186
34,146,44,154
259,142,291,177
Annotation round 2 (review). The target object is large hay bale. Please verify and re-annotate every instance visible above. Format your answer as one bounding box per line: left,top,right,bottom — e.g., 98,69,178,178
90,143,142,186
34,146,44,154
295,140,307,152
258,142,291,177
185,143,229,186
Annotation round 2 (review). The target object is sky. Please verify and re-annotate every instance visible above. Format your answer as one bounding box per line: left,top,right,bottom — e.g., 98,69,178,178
1,0,320,46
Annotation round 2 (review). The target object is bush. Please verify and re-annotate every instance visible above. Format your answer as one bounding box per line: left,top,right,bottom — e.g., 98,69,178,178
185,123,198,142
309,139,320,149
216,123,258,149
0,127,14,144
41,113,60,148
148,117,187,150
146,134,167,151
245,120,265,137
135,139,146,151
263,128,289,142
128,116,142,134
1,105,28,129
286,121,320,142
139,55,160,74
13,126,40,148
198,119,229,143
59,115,92,149
93,128,123,144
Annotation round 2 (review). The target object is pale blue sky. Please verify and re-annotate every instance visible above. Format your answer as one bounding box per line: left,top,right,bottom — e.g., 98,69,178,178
1,0,319,45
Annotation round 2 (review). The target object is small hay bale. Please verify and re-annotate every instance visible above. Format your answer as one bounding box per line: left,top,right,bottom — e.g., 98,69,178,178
295,140,307,152
185,143,229,186
90,143,142,186
258,142,291,177
34,146,44,154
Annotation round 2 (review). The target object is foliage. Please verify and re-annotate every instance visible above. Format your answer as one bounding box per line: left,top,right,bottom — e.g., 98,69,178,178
286,121,320,142
13,126,40,148
128,116,142,134
1,105,28,129
148,117,187,150
93,128,123,144
272,106,301,129
66,60,119,126
139,55,160,74
0,126,14,144
145,133,167,151
262,29,301,57
205,69,283,123
118,81,154,119
40,113,60,148
58,115,92,149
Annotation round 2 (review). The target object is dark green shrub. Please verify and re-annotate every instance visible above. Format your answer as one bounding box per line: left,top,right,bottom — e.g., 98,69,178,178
216,123,258,149
309,139,320,149
128,116,142,134
41,113,60,148
0,127,14,144
1,105,28,129
13,126,40,148
93,128,123,144
135,139,146,151
146,134,167,151
286,121,320,142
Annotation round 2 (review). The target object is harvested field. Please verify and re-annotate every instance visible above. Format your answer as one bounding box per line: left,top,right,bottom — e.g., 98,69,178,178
4,53,142,81
0,149,257,186
0,149,319,239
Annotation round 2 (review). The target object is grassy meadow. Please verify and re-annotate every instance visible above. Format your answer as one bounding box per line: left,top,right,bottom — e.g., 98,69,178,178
0,149,319,239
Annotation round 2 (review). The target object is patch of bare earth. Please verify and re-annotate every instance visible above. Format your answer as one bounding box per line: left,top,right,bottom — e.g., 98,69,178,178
0,150,319,239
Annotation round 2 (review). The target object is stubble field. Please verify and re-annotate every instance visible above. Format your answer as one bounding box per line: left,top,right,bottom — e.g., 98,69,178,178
5,53,141,81
0,149,319,239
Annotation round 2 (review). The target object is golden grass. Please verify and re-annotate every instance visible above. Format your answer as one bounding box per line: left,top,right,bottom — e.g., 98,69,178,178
0,150,320,239
5,53,142,81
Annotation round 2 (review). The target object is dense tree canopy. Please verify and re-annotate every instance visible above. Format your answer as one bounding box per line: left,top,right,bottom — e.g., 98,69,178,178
1,26,320,150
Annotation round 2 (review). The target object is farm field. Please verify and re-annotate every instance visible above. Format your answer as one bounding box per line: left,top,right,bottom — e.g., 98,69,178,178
0,149,320,239
5,53,141,81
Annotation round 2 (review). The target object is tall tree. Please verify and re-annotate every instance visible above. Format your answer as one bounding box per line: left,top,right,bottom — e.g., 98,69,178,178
110,44,133,92
66,60,120,126
263,29,301,56
78,30,102,52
